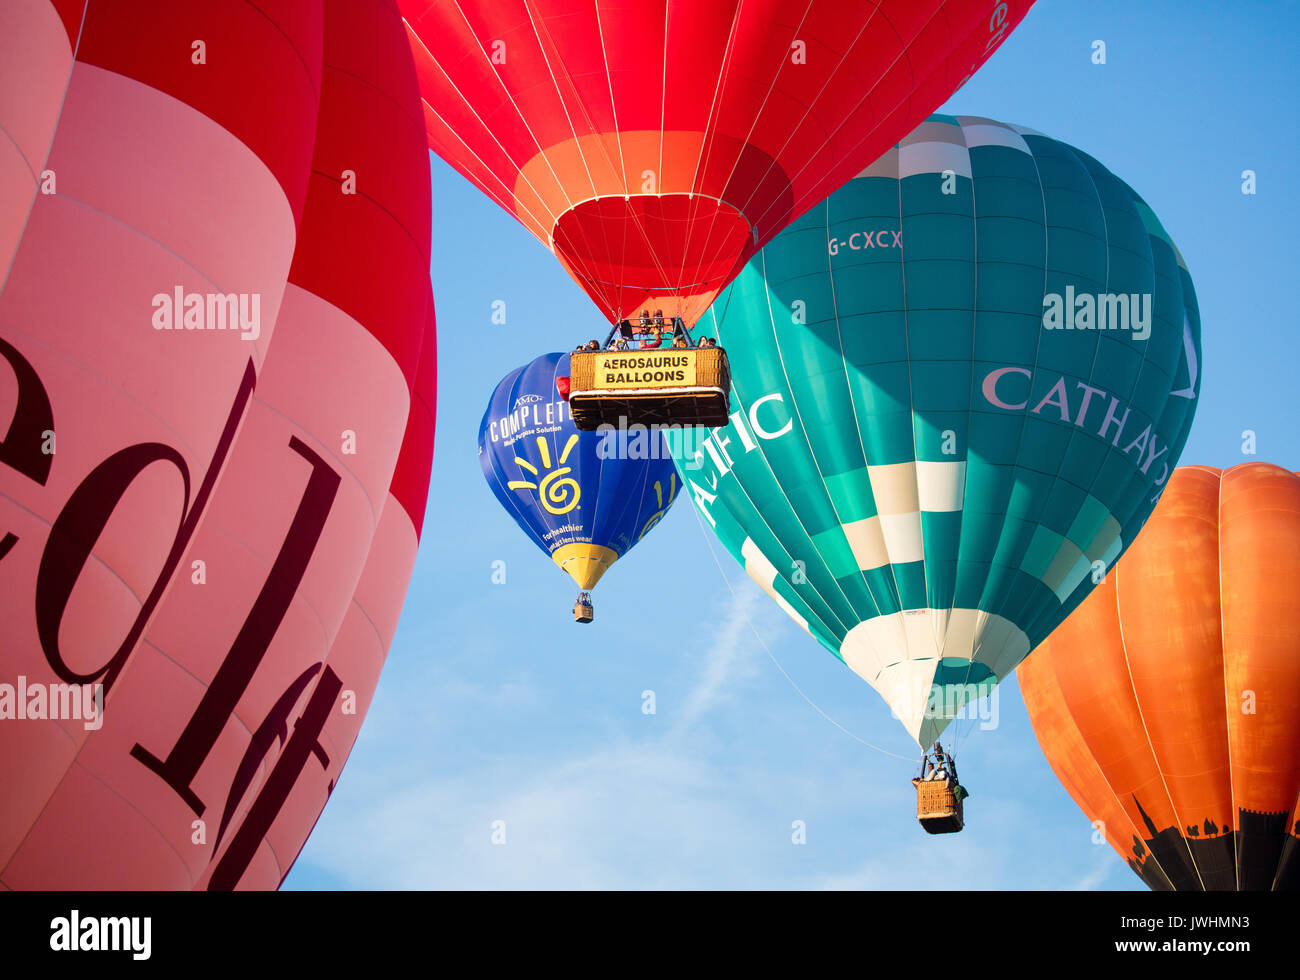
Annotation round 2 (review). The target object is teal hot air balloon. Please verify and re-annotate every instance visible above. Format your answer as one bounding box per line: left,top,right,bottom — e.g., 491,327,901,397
670,114,1201,746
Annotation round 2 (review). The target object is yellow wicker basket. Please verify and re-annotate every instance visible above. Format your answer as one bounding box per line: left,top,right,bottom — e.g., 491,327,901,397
567,346,730,429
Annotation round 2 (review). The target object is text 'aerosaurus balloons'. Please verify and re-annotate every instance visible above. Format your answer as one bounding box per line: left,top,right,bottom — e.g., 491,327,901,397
0,0,435,889
401,0,1034,326
1021,464,1300,892
670,114,1201,746
479,352,679,607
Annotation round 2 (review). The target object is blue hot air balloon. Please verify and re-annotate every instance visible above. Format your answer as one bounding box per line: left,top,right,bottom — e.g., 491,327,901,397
479,352,681,621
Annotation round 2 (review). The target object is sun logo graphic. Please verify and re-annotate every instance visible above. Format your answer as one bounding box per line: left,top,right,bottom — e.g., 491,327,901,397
508,434,581,515
637,474,678,539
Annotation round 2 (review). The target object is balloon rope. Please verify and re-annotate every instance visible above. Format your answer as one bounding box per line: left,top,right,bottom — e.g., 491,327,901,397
687,500,918,762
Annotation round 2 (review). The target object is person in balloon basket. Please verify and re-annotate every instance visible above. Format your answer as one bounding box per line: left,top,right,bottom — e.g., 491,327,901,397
922,745,949,781
921,744,970,803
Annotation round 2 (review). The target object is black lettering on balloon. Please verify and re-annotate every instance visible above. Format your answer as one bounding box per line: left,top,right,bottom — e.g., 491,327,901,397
35,360,256,690
131,435,341,815
211,661,323,853
0,336,55,561
206,664,342,891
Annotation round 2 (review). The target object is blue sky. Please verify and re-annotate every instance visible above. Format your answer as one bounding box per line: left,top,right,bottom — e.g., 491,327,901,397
284,1,1300,890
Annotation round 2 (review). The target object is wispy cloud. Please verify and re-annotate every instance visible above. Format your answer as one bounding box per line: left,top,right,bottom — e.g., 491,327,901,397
670,584,762,736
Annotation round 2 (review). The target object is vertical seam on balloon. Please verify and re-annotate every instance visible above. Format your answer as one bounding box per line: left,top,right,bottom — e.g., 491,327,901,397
589,0,652,307
949,120,984,745
971,128,1049,644
1031,646,1181,891
1114,542,1210,890
694,412,851,646
1001,141,1110,639
701,0,818,207
517,0,630,312
510,2,601,199
814,185,928,743
6,752,205,889
532,355,568,544
483,362,562,567
756,222,885,631
820,186,889,623
533,0,675,319
686,1,744,203
658,2,668,192
1217,469,1241,889
892,126,941,746
734,0,914,225
702,254,855,642
744,2,997,237
590,3,628,199
672,0,749,318
419,98,553,240
0,0,88,295
1095,193,1197,595
583,358,615,580
682,0,819,295
439,3,574,227
406,29,561,237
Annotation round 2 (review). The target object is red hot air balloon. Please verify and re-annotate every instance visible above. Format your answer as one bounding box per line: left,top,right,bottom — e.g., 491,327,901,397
400,0,1035,328
0,0,435,890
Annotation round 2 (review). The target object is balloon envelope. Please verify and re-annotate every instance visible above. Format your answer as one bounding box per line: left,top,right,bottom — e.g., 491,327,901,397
479,352,679,591
0,0,435,889
401,0,1034,325
670,114,1201,746
1020,463,1300,891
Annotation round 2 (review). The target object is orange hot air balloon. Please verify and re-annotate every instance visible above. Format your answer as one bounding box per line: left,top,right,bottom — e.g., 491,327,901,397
1020,463,1300,891
0,1,435,889
400,0,1035,327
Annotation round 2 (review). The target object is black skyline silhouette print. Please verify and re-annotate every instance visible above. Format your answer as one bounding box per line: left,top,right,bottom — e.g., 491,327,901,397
1126,796,1299,891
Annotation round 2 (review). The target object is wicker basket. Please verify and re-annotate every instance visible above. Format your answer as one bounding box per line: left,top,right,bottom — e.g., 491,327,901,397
567,346,731,429
573,598,594,623
913,778,964,834
569,345,731,391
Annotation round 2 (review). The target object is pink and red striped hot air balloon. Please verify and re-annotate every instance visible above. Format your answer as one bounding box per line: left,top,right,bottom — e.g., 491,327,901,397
0,0,435,889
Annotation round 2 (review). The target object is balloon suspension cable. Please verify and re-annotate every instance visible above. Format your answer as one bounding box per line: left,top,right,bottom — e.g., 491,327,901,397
687,500,917,762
